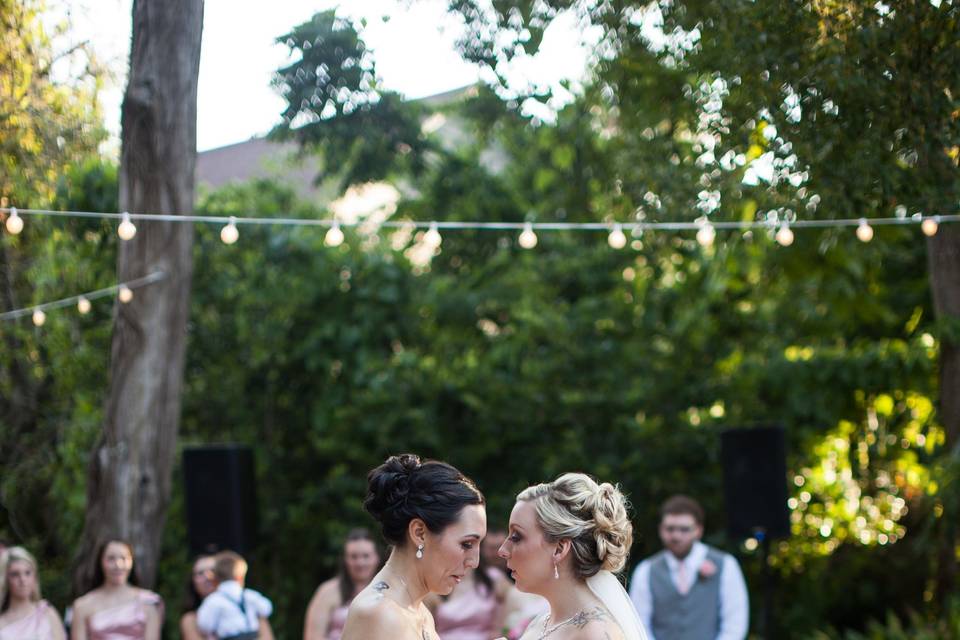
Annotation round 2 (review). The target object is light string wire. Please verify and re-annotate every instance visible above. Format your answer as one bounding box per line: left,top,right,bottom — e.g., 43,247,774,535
1,207,957,231
2,205,955,322
0,271,166,321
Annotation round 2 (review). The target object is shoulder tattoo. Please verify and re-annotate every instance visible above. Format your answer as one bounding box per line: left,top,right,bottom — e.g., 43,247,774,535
570,607,608,629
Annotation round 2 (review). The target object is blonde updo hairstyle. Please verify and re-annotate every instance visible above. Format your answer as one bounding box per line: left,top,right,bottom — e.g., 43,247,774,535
0,546,42,612
517,473,633,579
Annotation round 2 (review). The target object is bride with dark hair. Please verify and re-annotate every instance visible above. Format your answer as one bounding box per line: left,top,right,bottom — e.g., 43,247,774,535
341,454,487,640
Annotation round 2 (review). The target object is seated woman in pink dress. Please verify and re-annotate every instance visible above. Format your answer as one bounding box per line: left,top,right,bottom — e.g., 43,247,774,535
304,529,382,640
0,546,66,640
431,556,512,640
70,539,163,640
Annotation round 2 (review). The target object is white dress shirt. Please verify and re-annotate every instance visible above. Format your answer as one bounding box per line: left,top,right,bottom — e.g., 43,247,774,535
197,580,273,637
628,541,749,640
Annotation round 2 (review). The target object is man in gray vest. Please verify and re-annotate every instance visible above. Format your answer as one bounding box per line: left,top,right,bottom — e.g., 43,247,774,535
629,495,748,640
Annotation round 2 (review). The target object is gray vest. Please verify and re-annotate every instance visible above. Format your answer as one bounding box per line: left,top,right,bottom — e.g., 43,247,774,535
649,547,725,640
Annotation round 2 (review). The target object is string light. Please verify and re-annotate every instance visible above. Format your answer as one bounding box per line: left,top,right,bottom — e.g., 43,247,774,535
118,285,134,303
607,223,627,249
2,206,958,240
220,216,239,244
922,216,939,237
423,222,442,249
324,221,344,247
518,222,538,249
117,211,137,241
696,220,716,247
856,218,874,242
32,309,46,326
775,222,795,247
0,272,165,323
5,207,23,234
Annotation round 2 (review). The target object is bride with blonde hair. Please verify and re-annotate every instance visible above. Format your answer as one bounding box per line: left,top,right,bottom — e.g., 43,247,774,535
497,473,648,640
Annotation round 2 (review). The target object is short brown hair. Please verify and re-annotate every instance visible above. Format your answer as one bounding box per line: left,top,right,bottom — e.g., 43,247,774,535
213,551,247,582
660,495,705,526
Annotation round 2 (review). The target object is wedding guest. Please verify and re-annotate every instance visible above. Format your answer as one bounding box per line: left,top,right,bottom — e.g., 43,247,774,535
0,546,66,640
629,495,748,640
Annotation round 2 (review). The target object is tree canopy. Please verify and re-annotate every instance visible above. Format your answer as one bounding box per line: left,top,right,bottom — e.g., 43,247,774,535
1,1,958,638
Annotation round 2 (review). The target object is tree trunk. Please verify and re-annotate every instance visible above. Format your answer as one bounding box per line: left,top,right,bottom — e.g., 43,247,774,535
928,226,960,605
73,0,203,594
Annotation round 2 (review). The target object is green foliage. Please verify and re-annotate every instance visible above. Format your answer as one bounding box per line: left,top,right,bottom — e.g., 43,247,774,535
0,0,110,609
271,10,431,188
807,596,960,639
1,2,954,640
0,0,105,204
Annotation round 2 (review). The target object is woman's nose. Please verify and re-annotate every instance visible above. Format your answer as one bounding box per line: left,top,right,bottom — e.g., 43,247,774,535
498,542,510,559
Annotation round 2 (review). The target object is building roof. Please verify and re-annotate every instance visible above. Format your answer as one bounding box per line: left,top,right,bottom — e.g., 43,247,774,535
194,85,503,204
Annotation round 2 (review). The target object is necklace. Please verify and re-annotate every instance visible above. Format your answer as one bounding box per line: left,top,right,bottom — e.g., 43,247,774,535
537,607,604,639
537,611,586,640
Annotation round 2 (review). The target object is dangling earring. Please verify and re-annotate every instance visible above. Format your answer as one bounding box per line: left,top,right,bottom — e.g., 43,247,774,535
416,544,424,559
554,563,560,579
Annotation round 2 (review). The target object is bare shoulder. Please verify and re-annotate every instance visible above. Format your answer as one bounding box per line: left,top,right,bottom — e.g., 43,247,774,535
311,578,341,604
342,588,408,635
72,591,98,615
45,604,65,625
557,607,626,640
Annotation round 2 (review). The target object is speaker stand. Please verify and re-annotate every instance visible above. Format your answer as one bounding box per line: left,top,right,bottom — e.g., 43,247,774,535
756,530,774,639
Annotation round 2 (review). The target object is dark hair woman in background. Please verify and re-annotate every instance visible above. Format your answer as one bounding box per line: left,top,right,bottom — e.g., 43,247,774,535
304,529,381,640
180,555,216,640
70,539,162,640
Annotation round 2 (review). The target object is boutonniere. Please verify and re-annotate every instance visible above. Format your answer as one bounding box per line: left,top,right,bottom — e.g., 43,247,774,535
698,559,718,580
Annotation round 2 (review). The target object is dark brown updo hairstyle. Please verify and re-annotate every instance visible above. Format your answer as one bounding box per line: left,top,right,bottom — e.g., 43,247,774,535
364,454,485,547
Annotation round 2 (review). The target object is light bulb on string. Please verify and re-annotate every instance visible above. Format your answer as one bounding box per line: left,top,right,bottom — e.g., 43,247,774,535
77,297,91,314
118,285,133,303
325,221,344,247
518,222,538,249
921,216,939,237
775,222,794,246
117,211,137,241
423,222,442,249
608,223,627,249
856,218,874,242
5,207,23,235
696,220,716,247
220,216,239,244
32,308,46,326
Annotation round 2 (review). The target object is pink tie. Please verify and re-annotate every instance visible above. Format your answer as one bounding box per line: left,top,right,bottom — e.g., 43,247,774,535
677,562,690,595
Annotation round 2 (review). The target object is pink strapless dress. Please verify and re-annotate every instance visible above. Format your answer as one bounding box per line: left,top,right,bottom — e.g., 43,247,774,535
0,600,55,640
434,582,499,640
86,591,163,640
326,604,349,640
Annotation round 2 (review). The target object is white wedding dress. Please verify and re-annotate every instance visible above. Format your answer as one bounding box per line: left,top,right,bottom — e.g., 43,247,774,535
586,571,650,640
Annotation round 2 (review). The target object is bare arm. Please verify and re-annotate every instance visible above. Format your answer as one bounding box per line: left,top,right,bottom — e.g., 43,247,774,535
341,598,408,640
304,580,339,640
259,617,276,640
491,572,512,636
180,612,205,640
143,601,161,640
46,607,67,640
70,600,88,640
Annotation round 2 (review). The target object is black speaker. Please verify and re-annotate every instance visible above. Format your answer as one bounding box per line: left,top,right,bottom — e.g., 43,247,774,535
183,445,257,556
720,426,790,540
